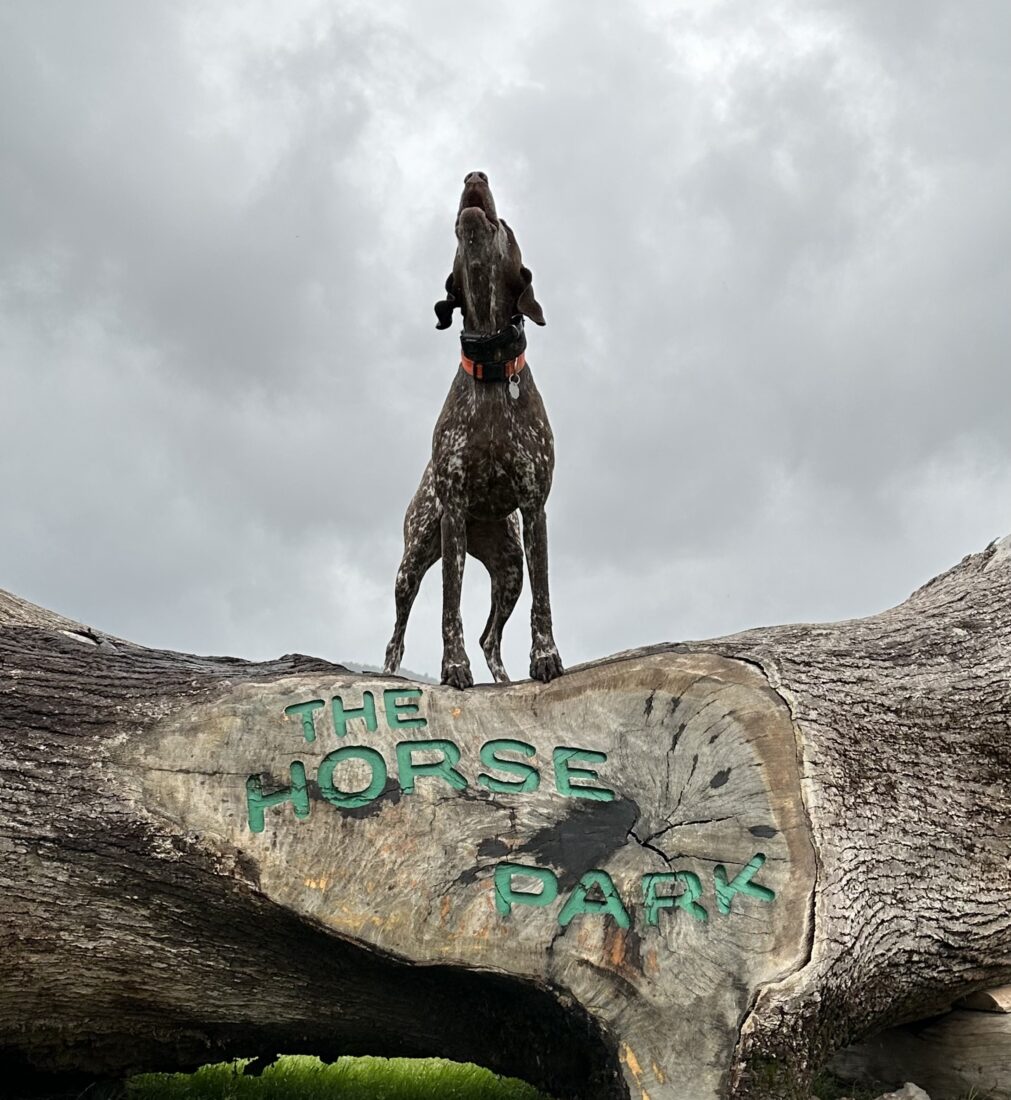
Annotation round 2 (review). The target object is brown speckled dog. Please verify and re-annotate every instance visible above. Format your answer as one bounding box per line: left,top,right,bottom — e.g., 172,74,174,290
384,171,563,689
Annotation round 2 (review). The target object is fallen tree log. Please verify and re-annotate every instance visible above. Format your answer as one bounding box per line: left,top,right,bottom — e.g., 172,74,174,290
1,535,1010,1100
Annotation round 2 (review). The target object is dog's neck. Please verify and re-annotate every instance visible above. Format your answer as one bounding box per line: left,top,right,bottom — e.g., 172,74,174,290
458,271,514,336
461,304,514,337
455,215,514,337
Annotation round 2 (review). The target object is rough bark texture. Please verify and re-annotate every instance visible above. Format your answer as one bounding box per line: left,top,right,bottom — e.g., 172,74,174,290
1,535,1009,1100
680,534,1011,1097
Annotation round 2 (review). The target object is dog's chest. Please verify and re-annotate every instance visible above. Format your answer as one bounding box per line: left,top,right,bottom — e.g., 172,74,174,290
432,376,554,516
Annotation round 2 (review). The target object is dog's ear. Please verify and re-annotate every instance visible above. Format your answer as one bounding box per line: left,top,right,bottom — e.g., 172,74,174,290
516,264,546,326
501,220,546,326
434,272,459,330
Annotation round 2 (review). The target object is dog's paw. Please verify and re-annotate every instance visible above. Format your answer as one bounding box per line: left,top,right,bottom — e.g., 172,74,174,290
441,660,474,690
383,641,404,675
530,650,564,683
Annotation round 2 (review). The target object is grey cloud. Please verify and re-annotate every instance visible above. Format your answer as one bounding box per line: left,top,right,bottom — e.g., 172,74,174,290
1,0,1008,682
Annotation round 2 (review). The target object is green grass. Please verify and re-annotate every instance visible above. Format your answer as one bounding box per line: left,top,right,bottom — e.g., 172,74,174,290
127,1055,552,1100
112,1058,996,1100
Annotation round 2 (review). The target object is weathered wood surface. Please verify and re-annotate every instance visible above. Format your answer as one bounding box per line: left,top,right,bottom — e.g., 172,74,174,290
2,534,1010,1099
956,983,1011,1013
831,1008,1011,1099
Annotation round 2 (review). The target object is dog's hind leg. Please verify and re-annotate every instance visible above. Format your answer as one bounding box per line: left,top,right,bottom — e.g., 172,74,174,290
521,505,564,682
467,514,524,683
383,466,442,675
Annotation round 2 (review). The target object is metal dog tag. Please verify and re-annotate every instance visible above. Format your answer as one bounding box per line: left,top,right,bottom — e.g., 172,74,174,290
508,376,520,400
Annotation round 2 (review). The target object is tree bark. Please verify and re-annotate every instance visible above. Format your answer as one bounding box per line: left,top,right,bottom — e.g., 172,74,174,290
1,536,1009,1100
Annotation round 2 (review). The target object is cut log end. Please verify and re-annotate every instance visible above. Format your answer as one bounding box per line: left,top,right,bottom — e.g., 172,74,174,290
122,653,814,1099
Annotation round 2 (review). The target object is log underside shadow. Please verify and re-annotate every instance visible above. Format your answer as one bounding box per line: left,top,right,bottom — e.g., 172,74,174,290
1,873,623,1099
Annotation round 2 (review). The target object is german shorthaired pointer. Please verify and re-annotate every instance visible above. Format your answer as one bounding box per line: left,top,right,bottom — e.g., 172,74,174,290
383,171,563,689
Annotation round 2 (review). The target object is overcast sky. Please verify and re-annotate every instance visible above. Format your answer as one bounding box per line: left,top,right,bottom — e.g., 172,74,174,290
2,1,1009,681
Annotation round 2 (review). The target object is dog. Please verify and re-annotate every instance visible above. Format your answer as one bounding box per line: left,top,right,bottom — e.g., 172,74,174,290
383,171,564,689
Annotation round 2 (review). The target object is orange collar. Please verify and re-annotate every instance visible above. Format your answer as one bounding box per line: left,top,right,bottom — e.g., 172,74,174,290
460,350,526,383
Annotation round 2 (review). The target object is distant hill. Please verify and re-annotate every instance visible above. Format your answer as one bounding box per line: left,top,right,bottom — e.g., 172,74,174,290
343,661,437,684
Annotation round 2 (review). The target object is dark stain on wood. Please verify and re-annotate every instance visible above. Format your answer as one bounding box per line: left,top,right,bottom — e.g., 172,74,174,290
516,798,640,890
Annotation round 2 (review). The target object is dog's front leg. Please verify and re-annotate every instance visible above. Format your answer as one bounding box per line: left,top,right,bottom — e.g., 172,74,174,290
440,506,473,689
521,506,564,683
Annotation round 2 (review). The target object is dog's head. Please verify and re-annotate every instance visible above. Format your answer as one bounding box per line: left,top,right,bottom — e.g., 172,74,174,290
434,171,545,334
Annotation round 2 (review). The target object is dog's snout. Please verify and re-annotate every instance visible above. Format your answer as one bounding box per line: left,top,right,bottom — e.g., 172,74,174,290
458,171,498,227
